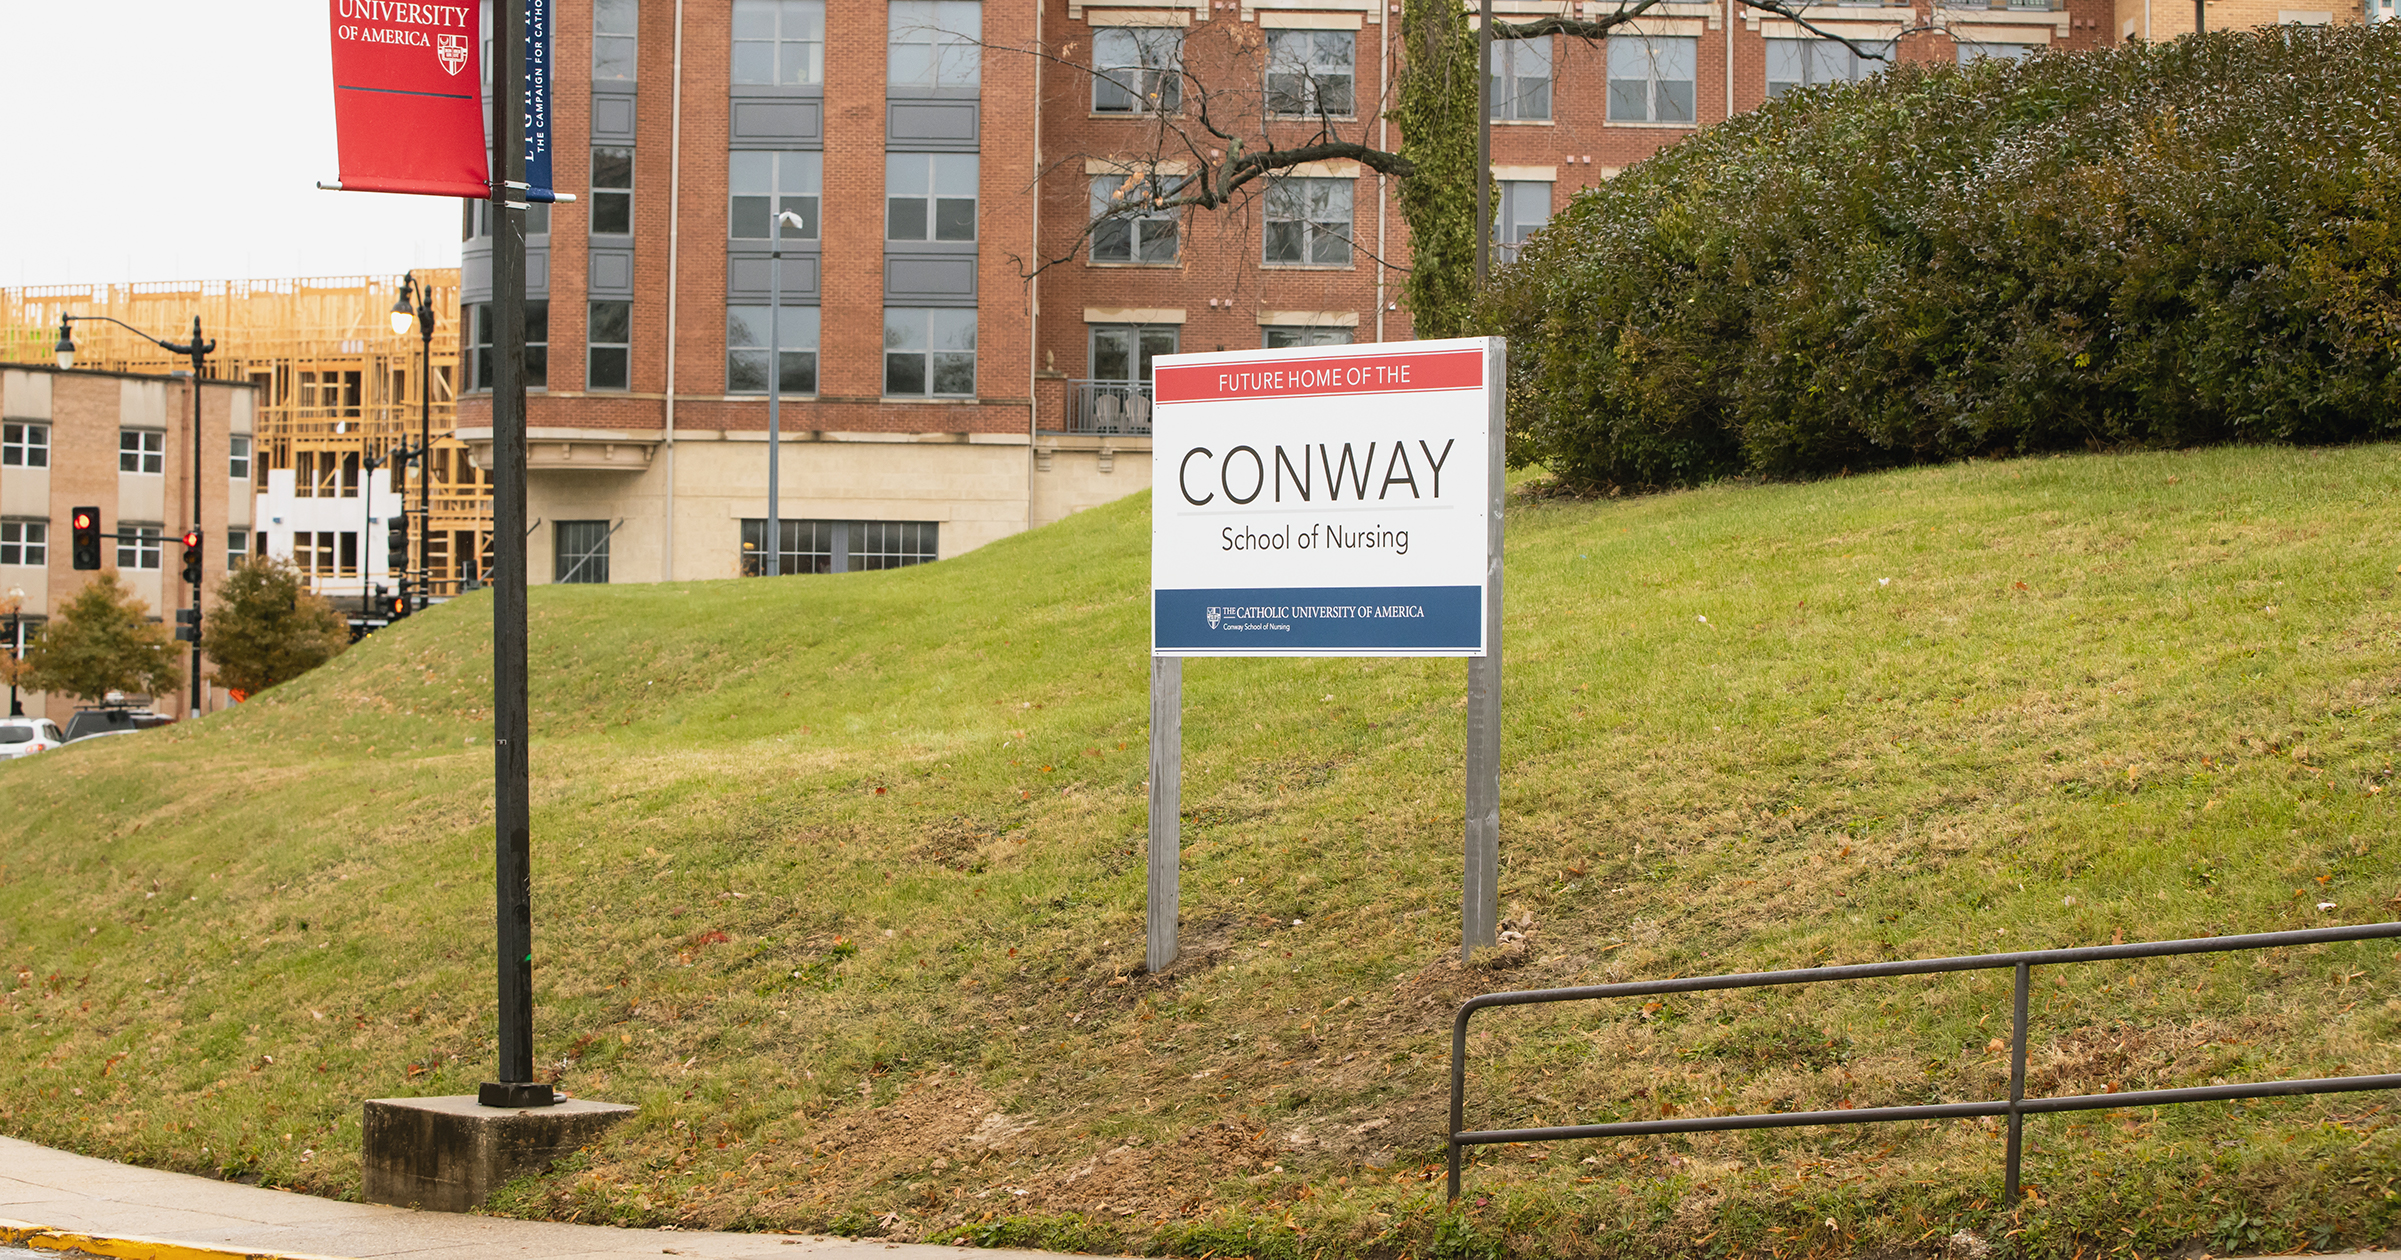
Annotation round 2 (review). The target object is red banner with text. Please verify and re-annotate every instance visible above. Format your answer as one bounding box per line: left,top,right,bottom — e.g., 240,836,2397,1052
327,0,488,197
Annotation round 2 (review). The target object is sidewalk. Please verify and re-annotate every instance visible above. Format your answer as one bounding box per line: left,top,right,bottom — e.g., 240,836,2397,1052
0,1136,1090,1260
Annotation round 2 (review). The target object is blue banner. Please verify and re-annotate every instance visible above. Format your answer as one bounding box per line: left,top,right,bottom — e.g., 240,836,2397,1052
1155,586,1483,653
523,0,555,202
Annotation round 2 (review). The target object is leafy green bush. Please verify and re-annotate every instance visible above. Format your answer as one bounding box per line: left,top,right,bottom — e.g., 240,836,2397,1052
1483,23,2401,488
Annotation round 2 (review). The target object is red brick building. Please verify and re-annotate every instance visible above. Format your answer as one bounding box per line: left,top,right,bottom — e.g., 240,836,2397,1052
457,0,2113,585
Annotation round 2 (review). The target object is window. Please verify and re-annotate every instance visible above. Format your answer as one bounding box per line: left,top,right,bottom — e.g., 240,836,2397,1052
1766,37,1886,98
592,147,634,235
1264,177,1353,266
528,305,552,388
117,524,162,571
120,429,166,474
1090,324,1177,382
589,301,633,390
1089,173,1181,263
469,199,550,238
733,0,825,84
1,422,47,468
1094,27,1181,112
295,370,363,417
225,527,249,571
742,518,836,575
1495,180,1552,261
743,519,937,575
341,451,361,498
1490,36,1552,120
850,521,940,570
469,301,551,390
301,449,343,498
229,434,252,480
595,0,638,79
1956,41,2033,62
887,153,977,241
884,308,976,397
1263,325,1351,348
888,0,980,89
727,305,821,394
556,521,611,584
296,530,341,579
0,520,45,567
1266,30,1353,116
470,309,489,389
730,151,823,239
1608,36,1696,122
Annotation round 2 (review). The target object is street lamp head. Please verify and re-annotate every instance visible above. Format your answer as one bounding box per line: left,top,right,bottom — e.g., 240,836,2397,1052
52,316,74,371
390,278,417,337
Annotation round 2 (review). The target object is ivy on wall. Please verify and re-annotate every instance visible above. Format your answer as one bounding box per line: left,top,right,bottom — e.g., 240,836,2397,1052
1393,0,1480,339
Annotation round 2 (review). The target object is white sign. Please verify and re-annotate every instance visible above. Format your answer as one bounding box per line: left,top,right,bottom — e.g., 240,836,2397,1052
1150,336,1498,657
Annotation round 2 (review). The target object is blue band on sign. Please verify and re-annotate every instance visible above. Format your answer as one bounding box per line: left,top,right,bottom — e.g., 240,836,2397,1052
1155,586,1483,652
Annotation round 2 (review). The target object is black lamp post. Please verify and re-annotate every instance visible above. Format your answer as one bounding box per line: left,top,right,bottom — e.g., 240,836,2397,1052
4,585,24,718
392,275,437,610
362,447,385,614
54,313,215,721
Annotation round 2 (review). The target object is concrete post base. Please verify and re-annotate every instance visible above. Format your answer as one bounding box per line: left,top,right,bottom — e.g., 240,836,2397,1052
362,1096,637,1212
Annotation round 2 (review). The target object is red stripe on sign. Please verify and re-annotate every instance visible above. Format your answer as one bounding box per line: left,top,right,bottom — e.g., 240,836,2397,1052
1154,349,1483,403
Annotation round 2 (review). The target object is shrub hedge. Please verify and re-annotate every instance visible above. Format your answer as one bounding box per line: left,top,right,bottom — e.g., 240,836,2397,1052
1481,22,2401,488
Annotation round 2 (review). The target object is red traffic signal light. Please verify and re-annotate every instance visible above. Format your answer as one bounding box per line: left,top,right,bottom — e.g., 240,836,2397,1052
70,506,102,570
181,529,200,549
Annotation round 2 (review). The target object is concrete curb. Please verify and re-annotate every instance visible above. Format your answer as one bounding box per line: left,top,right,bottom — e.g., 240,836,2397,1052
0,1218,352,1260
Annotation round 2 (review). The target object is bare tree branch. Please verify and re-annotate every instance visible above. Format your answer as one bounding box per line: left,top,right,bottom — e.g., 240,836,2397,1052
985,0,1964,280
1492,0,1953,64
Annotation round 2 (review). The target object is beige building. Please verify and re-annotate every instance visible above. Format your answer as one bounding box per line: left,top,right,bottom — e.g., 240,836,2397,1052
2113,0,2362,45
0,365,255,724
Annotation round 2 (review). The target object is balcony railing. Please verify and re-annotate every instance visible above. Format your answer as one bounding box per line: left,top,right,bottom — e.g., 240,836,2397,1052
1052,379,1154,436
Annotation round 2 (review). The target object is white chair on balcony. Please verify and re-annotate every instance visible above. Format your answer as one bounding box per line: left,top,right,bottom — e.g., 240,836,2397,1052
1091,391,1124,434
1124,392,1152,433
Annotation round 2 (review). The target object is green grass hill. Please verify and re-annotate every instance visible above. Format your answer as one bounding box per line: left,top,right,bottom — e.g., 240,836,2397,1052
4,445,2401,1258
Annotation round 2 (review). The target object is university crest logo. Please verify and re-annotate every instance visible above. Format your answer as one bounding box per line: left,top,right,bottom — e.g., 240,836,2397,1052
436,33,469,75
1207,606,1221,630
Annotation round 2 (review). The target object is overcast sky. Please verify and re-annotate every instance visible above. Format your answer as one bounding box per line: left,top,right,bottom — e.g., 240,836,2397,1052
0,0,463,289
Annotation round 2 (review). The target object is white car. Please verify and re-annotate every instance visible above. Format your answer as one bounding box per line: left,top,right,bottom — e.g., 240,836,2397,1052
0,717,67,760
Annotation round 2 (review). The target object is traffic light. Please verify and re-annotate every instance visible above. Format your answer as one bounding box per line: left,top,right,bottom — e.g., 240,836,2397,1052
388,590,411,621
387,513,409,575
70,507,101,570
180,529,203,586
173,608,201,644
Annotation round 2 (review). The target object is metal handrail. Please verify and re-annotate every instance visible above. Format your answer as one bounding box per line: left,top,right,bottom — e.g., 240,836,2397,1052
1448,922,2401,1202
